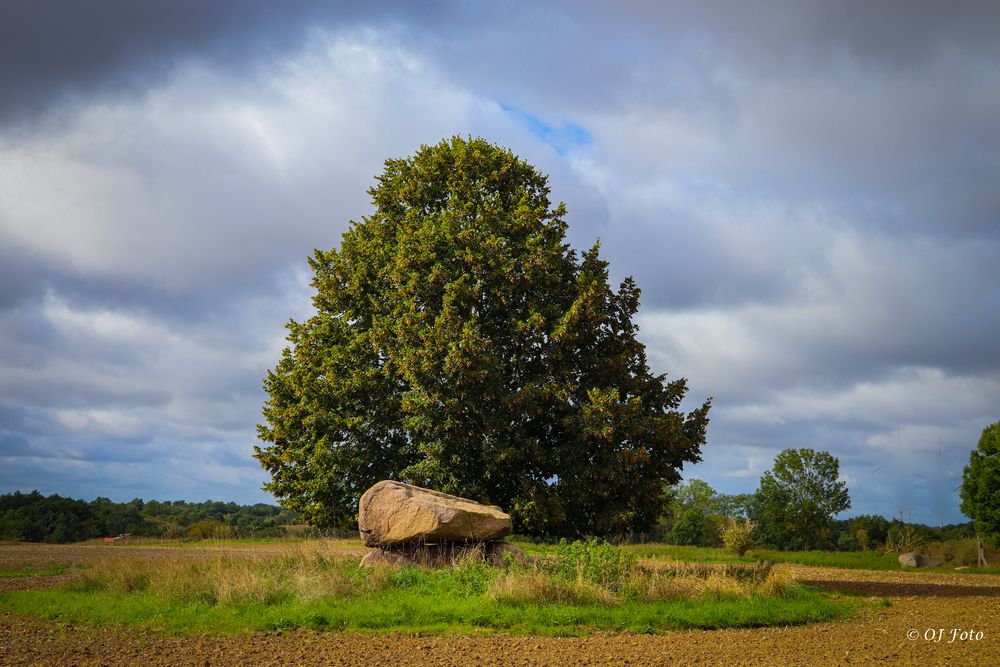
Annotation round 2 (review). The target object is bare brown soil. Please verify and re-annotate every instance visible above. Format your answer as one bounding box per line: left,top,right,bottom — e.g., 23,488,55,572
2,542,999,666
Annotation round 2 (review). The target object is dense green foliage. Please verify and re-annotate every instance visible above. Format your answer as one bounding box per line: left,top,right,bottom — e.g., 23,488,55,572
541,538,638,591
647,466,974,553
671,508,708,546
751,449,851,550
960,421,1000,546
654,479,752,546
255,136,710,536
0,491,295,543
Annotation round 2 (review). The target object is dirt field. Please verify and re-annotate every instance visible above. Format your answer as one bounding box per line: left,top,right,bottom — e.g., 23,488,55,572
2,542,999,666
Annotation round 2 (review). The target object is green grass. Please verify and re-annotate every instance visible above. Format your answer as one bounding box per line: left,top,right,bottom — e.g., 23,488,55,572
0,577,853,636
518,542,900,568
517,542,997,573
0,563,68,578
0,542,858,636
752,549,901,570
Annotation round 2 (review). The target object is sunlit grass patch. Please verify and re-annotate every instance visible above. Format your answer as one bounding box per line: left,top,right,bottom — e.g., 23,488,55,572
0,563,68,578
0,540,857,636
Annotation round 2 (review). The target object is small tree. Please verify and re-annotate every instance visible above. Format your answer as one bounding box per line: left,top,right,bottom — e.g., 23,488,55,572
960,422,1000,550
854,528,870,552
752,448,851,550
881,523,924,554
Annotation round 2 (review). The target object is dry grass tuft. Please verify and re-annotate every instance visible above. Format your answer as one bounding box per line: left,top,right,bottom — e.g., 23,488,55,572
628,571,702,601
78,544,365,606
757,566,797,598
487,570,619,606
623,560,791,602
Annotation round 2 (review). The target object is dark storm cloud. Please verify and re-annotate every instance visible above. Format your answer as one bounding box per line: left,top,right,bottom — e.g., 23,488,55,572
0,0,458,124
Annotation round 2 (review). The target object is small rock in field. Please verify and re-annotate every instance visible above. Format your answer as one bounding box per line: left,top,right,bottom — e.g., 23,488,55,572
898,552,941,568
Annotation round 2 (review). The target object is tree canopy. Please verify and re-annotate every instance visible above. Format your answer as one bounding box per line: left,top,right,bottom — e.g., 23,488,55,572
752,448,851,550
960,421,1000,546
255,136,710,537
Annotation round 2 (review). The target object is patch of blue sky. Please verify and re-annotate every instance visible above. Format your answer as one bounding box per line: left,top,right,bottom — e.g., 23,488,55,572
499,103,592,155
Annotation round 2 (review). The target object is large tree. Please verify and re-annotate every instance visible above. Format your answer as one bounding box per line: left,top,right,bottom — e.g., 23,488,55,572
960,421,1000,546
254,136,710,536
752,448,851,550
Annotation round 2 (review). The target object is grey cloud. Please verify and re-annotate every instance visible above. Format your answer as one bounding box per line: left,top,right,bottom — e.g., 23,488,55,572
0,0,456,124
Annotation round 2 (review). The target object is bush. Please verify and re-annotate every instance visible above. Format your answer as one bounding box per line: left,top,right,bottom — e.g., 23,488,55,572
955,539,981,566
855,528,870,551
925,540,958,565
542,538,637,591
186,519,230,540
721,517,756,556
882,524,923,554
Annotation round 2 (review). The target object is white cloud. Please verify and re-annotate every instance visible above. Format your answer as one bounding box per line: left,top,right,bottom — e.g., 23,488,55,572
0,34,562,295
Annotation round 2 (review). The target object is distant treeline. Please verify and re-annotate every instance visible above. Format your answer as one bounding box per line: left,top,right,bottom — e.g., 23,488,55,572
0,490,298,543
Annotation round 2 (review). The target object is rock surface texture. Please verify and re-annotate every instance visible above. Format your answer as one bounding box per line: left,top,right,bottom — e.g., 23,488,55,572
356,480,521,568
358,480,512,547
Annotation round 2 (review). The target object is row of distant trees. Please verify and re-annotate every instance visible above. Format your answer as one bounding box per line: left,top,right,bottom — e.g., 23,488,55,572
658,447,855,551
0,491,297,543
659,475,974,552
657,446,982,552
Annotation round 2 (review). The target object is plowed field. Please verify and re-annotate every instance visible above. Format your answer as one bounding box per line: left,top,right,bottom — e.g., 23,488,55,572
2,543,998,666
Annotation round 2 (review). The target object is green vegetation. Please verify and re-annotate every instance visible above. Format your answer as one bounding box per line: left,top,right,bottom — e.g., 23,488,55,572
0,563,68,578
721,517,756,556
0,491,297,543
0,541,854,636
255,136,710,537
961,421,1000,546
752,448,851,551
514,540,1000,572
646,472,977,557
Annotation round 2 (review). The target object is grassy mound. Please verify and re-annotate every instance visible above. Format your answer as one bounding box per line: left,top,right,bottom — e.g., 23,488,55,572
0,541,858,636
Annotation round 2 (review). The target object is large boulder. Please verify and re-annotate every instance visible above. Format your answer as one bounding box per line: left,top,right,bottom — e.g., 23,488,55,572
899,552,941,568
358,480,512,547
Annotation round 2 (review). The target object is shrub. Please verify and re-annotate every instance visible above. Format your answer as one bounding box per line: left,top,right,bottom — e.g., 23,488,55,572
721,517,756,556
542,539,637,591
925,540,958,565
855,528,870,551
954,538,981,566
186,519,230,540
882,524,923,554
757,567,796,598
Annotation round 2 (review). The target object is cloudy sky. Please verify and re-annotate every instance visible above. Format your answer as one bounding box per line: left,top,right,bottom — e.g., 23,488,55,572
1,1,997,525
